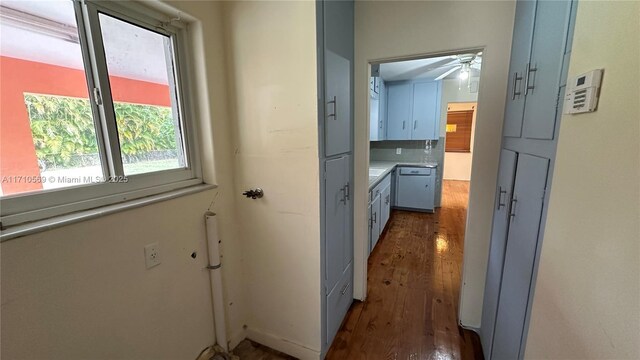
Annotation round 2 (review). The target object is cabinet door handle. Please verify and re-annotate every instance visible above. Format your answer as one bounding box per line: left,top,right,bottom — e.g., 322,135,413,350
402,121,406,130
512,72,523,100
373,212,377,223
497,186,507,210
327,96,337,120
344,182,350,201
340,282,349,295
414,120,417,130
524,63,538,95
509,197,518,219
339,187,346,204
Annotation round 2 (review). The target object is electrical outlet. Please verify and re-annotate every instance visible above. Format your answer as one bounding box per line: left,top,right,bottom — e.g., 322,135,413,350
144,242,161,269
396,148,402,155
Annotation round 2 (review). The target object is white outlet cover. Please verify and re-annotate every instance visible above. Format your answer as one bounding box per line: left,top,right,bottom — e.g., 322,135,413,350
396,148,402,155
144,243,161,269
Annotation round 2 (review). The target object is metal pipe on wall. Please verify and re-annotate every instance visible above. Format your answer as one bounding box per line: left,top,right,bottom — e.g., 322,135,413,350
204,211,228,352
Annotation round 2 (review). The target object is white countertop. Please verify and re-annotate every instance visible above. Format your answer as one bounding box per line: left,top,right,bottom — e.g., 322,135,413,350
368,161,438,189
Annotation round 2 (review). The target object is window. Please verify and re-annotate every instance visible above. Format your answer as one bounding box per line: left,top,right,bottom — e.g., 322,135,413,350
0,0,200,226
445,109,474,152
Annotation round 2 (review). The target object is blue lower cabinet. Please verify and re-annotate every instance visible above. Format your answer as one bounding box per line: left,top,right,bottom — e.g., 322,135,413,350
395,167,435,211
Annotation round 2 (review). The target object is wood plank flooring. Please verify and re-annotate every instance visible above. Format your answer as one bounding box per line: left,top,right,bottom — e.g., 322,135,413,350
231,180,482,359
325,180,483,360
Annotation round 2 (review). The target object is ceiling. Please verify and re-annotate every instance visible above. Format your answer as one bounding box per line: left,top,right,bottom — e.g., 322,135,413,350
0,0,170,84
379,54,481,82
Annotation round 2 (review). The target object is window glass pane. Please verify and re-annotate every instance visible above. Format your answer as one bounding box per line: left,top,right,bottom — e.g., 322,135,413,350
0,0,102,197
98,13,186,176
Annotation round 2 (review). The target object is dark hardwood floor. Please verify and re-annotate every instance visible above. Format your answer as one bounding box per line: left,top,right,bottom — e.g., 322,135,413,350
326,180,483,360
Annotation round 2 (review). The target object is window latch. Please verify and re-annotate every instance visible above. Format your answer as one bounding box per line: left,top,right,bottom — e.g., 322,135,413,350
92,88,103,106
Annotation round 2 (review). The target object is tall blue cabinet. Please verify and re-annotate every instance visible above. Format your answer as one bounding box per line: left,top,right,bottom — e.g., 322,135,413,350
317,0,354,355
480,0,578,359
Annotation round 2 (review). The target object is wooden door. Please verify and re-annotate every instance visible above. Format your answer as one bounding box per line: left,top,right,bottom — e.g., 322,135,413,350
480,149,518,359
492,154,549,359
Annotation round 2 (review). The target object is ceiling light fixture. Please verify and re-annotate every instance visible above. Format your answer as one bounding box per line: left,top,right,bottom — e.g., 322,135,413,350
459,63,470,80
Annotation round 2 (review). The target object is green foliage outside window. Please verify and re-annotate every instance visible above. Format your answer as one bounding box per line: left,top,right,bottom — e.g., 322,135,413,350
25,94,177,169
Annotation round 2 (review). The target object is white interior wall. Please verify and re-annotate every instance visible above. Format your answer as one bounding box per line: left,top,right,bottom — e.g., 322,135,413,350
221,2,322,358
354,0,515,328
440,78,479,181
524,1,640,358
0,1,249,358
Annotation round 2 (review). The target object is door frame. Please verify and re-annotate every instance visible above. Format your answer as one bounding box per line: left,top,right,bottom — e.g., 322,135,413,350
355,47,486,309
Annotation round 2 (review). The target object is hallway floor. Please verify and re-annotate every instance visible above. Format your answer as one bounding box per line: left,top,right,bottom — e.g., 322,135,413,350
326,180,483,359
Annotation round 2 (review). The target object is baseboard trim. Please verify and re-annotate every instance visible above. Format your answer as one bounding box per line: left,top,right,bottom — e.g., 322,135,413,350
246,327,321,360
229,327,247,351
458,320,481,334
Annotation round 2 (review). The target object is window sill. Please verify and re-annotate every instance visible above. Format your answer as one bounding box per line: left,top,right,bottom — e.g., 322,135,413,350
0,183,216,242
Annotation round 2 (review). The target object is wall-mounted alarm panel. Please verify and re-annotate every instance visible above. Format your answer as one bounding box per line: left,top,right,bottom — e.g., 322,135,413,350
563,69,603,114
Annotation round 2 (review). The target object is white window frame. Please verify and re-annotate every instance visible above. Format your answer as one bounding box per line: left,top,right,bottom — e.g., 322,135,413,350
0,0,203,228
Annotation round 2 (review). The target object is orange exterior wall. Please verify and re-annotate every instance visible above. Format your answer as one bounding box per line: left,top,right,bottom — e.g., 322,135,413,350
0,56,171,195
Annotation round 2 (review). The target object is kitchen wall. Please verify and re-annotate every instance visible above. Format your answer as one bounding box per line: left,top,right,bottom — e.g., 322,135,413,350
221,1,322,358
0,1,248,358
355,1,515,328
440,78,479,181
524,1,640,358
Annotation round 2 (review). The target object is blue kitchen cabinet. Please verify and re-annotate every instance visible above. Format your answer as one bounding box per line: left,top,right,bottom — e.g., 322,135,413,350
320,0,354,350
324,155,351,294
502,0,572,140
480,149,518,359
481,0,576,358
324,154,353,345
324,49,351,157
395,167,435,211
491,154,549,360
385,82,412,140
368,173,392,256
411,81,440,140
369,88,380,141
385,80,441,140
380,184,391,230
369,193,381,252
522,0,572,140
378,78,387,140
502,0,535,138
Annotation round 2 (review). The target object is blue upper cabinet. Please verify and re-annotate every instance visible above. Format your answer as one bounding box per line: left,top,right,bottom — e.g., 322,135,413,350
502,0,536,138
502,0,572,140
411,81,441,140
323,0,353,157
386,82,413,140
385,80,441,140
521,0,572,140
370,78,387,141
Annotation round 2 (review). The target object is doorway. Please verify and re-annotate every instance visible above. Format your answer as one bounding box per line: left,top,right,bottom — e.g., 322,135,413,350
331,49,485,358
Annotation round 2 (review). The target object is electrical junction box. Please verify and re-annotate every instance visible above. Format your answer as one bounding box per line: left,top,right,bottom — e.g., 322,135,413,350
563,69,603,114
